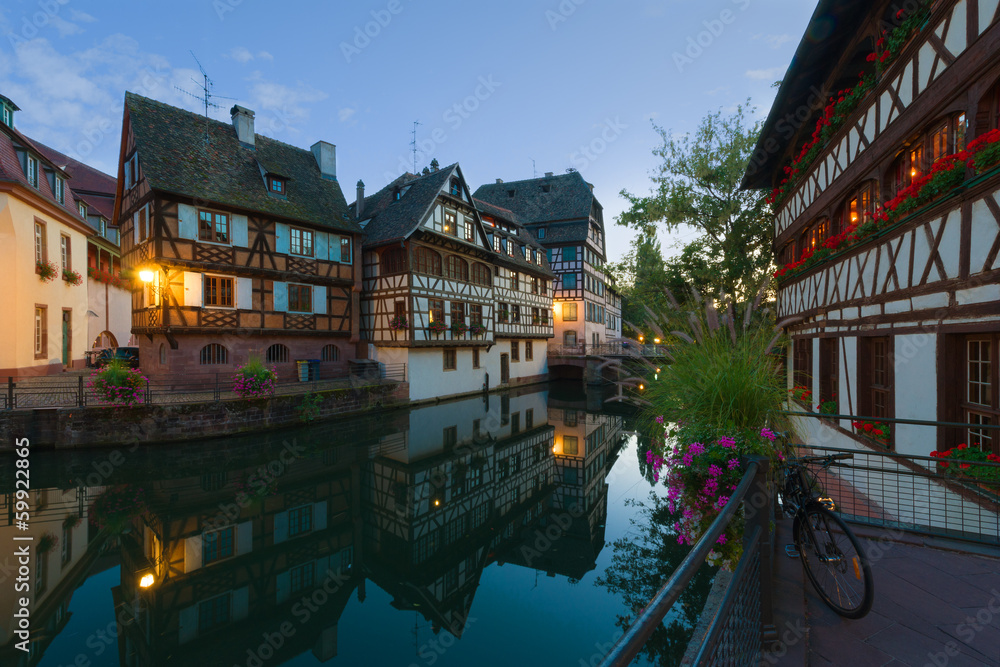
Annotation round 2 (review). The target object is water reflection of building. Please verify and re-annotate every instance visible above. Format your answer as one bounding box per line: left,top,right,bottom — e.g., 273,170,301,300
361,388,557,637
497,405,625,580
0,486,103,666
113,447,367,666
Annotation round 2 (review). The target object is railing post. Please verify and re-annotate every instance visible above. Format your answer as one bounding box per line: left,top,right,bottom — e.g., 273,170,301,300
146,378,151,405
214,373,220,402
78,375,84,407
7,376,13,410
746,454,777,645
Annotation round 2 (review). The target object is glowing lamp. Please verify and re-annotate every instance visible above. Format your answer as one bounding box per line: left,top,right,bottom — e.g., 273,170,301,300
654,338,661,344
138,270,155,283
139,573,155,588
433,499,441,507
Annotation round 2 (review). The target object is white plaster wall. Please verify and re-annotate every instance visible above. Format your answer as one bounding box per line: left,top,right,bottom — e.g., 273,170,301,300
839,337,857,431
893,333,938,457
87,279,132,348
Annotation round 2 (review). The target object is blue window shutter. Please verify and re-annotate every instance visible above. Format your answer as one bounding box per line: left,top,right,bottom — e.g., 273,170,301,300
177,204,198,240
312,286,327,315
178,604,198,644
273,282,287,312
236,520,252,555
231,215,249,247
274,510,288,544
313,500,327,531
315,232,329,259
275,223,289,254
232,586,249,621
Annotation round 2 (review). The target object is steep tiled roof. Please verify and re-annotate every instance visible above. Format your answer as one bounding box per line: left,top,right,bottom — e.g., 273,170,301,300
0,122,89,223
125,92,359,234
473,171,598,237
351,167,455,248
474,197,553,277
33,140,116,220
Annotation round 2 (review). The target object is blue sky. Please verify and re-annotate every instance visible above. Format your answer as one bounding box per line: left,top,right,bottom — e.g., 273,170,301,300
0,0,814,262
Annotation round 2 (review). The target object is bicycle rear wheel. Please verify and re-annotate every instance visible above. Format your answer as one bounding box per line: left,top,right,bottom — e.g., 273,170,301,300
793,505,873,618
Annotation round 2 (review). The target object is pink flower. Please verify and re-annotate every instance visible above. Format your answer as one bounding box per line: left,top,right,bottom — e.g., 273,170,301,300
760,428,777,441
718,436,736,448
655,415,664,424
708,464,723,477
716,534,727,545
727,458,740,470
689,442,706,456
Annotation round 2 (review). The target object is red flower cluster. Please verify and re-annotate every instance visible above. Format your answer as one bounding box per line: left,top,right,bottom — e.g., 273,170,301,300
852,419,891,441
930,443,1000,470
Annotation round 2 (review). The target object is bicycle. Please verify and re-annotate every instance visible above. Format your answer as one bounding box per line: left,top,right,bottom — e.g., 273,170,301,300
778,452,874,619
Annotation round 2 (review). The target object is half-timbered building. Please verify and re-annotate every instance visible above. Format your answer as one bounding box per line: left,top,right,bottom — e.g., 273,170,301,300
355,164,553,401
474,171,622,352
115,93,363,379
745,0,1000,457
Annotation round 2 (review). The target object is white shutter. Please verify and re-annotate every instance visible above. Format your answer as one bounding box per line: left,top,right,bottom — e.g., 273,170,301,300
178,604,198,644
275,223,289,254
273,282,287,312
315,232,328,260
236,277,252,310
313,500,327,531
312,286,326,315
231,214,248,247
232,586,249,621
273,510,288,544
183,272,203,308
236,520,252,555
177,204,198,240
183,536,202,573
276,571,290,604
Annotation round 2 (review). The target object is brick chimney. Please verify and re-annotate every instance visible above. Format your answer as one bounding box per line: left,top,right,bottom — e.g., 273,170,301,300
311,141,337,180
230,105,255,148
544,172,553,177
496,178,503,184
356,180,365,219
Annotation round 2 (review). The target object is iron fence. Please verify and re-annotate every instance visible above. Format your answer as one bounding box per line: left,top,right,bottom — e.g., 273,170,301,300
0,363,406,410
597,456,774,667
548,343,671,358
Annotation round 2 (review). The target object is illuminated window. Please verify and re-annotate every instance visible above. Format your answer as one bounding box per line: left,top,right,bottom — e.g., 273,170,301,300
203,276,234,307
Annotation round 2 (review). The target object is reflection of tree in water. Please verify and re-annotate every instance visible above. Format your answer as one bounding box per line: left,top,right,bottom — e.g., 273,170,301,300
595,491,717,666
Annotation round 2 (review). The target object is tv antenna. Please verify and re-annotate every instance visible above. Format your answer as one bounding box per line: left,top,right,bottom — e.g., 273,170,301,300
531,158,537,178
175,51,236,118
410,120,422,174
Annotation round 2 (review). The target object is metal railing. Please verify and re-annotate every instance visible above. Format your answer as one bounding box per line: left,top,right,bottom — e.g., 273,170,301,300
787,411,1000,545
598,456,774,667
0,363,406,409
549,343,671,358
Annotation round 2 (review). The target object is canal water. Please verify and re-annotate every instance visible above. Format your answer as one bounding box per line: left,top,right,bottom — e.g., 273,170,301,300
4,383,713,667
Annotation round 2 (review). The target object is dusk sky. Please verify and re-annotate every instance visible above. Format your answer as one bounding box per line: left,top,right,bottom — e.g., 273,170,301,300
0,0,815,263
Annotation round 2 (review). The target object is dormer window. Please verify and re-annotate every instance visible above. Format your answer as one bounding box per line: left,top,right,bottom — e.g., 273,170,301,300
269,177,285,194
26,156,38,188
1,106,11,128
78,202,87,218
538,227,546,239
54,177,64,204
449,179,461,197
124,153,138,190
394,188,401,201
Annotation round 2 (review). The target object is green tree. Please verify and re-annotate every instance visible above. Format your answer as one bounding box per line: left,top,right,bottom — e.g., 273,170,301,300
618,101,771,302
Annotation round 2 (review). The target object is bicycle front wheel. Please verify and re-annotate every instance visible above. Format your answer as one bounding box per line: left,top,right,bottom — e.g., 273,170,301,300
793,505,874,618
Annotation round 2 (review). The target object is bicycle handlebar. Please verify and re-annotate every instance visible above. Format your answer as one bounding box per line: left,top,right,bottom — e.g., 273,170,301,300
789,453,853,465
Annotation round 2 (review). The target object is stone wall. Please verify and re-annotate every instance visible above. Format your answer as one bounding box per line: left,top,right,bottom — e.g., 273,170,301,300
0,381,408,449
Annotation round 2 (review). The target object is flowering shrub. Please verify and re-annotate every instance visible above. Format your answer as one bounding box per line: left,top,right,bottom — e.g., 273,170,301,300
852,419,892,445
36,260,58,282
389,315,408,331
428,320,447,334
89,485,147,533
233,356,276,399
450,321,468,336
470,322,487,336
930,444,1000,483
789,385,812,404
768,2,932,208
88,360,147,406
648,425,781,571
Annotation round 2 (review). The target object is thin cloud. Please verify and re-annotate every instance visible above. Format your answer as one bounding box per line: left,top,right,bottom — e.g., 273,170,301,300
745,67,784,81
338,107,356,122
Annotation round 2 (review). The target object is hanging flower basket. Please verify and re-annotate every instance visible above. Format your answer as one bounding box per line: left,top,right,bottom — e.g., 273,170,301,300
389,315,408,331
38,531,58,554
63,514,81,530
63,269,83,285
36,260,58,282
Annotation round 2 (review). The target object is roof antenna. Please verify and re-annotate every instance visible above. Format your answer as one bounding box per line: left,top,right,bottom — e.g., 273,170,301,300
411,120,422,174
175,51,236,118
531,158,537,178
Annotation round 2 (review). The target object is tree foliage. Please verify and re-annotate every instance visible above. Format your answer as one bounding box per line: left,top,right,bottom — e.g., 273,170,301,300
617,101,772,302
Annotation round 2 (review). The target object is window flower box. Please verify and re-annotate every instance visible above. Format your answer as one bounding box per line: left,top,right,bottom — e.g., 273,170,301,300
389,315,408,331
428,320,447,335
62,269,82,285
470,323,486,337
852,419,892,446
450,321,468,336
36,260,58,282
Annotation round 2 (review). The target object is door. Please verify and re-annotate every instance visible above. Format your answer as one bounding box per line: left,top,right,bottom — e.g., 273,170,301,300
62,310,71,367
500,354,510,384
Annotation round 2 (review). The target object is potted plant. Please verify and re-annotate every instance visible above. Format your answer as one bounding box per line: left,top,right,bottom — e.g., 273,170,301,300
852,419,892,446
232,354,277,399
63,514,81,530
38,532,58,554
428,320,447,335
789,386,812,404
389,315,408,331
818,395,838,416
36,260,58,282
497,309,509,324
931,444,1000,488
450,321,468,336
62,268,83,285
88,359,148,407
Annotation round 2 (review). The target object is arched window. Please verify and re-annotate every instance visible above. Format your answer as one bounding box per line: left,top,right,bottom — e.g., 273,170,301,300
381,247,405,275
445,255,469,281
266,344,289,363
414,247,442,276
200,344,228,365
92,331,118,349
321,344,340,362
159,344,166,365
471,262,491,286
